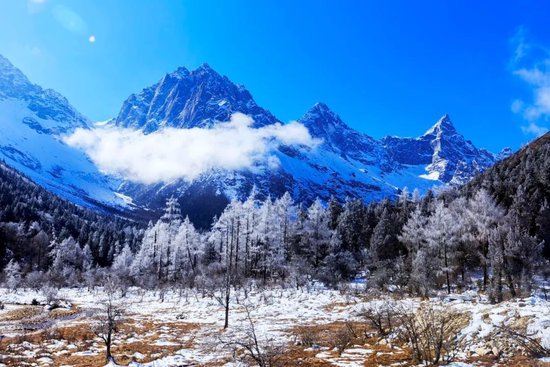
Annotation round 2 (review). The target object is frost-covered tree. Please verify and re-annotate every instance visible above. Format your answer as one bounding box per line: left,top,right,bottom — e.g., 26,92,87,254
399,207,428,293
300,199,337,271
464,190,505,290
173,216,202,278
488,216,543,301
49,236,86,285
208,199,245,328
423,201,461,294
131,221,157,283
131,197,183,283
4,259,21,291
274,192,297,260
112,245,133,278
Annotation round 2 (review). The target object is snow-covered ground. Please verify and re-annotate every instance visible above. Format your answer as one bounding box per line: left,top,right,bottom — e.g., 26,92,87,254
0,286,549,366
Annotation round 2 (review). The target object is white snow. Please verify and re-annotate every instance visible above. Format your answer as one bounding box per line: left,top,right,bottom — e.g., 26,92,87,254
0,287,548,366
0,98,128,209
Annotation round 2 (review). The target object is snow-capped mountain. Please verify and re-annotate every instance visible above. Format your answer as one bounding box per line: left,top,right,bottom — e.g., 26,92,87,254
0,55,127,209
110,64,509,225
382,114,509,185
114,64,277,132
0,55,509,225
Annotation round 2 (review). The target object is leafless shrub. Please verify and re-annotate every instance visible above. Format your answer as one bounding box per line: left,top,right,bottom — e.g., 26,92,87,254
225,305,286,367
359,301,397,338
396,303,465,365
494,324,549,358
294,326,319,348
330,322,355,356
91,290,122,362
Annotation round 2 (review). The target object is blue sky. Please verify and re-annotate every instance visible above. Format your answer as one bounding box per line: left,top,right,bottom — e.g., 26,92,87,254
1,0,550,152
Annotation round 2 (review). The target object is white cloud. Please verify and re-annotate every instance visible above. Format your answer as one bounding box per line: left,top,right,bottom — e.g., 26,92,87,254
65,113,320,184
521,122,549,136
510,27,530,64
510,99,523,114
510,29,550,137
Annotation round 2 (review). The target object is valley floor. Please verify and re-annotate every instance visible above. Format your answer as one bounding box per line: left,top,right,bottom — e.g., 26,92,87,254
0,286,549,367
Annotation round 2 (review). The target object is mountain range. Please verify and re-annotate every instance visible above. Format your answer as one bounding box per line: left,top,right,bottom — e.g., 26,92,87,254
0,55,511,225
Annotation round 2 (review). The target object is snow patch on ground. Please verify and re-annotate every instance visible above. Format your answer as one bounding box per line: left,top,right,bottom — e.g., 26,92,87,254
0,287,549,366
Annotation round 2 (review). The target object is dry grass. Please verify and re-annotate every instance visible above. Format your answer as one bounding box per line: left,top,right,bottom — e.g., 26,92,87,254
1,300,548,367
0,303,203,367
287,321,413,366
0,305,42,321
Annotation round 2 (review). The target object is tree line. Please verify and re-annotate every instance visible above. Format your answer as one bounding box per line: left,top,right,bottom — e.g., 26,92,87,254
2,133,550,302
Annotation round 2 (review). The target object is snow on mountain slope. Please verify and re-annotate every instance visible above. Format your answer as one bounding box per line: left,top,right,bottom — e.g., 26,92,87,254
108,64,510,224
383,114,510,185
0,55,127,209
0,55,509,224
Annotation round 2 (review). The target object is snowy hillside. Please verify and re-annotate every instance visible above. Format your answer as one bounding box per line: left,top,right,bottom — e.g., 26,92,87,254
0,55,127,210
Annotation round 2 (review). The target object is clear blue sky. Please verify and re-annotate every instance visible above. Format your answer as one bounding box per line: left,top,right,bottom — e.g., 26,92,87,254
1,0,550,152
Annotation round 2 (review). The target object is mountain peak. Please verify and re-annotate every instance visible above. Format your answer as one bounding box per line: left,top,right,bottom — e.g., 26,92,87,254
115,63,277,131
170,66,190,78
423,114,457,137
301,102,348,130
311,101,331,112
196,63,213,71
168,64,219,79
193,63,222,79
0,54,32,92
0,54,88,131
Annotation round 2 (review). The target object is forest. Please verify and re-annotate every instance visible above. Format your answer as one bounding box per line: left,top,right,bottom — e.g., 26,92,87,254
1,134,550,305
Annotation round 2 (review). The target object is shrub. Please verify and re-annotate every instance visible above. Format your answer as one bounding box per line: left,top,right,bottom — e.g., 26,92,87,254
359,301,397,338
294,326,319,348
396,304,466,365
330,322,357,356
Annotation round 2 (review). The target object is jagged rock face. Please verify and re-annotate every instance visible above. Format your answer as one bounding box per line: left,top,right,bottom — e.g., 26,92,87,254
383,114,505,184
0,55,88,134
299,103,388,167
114,64,278,132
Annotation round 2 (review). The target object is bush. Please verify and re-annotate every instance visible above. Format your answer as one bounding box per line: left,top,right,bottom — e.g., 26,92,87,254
226,305,286,367
330,323,356,356
359,300,397,338
396,304,466,365
294,326,319,348
42,286,60,307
